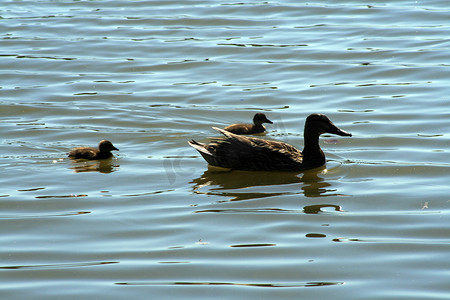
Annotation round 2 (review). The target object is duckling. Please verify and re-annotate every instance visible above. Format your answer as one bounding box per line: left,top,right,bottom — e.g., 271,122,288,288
189,114,351,172
68,140,119,160
223,112,273,135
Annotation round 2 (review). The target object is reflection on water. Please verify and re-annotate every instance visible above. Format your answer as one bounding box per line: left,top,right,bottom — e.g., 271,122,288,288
195,204,345,215
191,168,301,188
299,169,350,198
303,204,343,214
190,165,348,200
191,166,350,215
190,168,301,202
68,158,119,173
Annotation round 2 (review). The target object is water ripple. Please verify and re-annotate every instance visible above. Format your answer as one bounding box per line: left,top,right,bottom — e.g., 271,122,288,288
0,261,118,270
115,281,344,288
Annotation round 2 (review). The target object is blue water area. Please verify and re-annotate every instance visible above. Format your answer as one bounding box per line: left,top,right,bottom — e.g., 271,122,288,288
0,1,449,299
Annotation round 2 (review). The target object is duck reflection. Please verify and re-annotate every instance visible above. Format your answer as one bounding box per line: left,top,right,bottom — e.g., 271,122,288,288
303,204,343,214
300,169,339,198
190,168,300,202
69,158,119,174
190,165,344,201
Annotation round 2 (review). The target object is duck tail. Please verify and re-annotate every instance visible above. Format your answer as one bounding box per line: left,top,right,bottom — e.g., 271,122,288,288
188,139,204,149
188,139,220,166
188,139,211,156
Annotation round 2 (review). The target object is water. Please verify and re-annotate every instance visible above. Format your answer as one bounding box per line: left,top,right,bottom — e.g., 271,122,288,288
1,1,449,299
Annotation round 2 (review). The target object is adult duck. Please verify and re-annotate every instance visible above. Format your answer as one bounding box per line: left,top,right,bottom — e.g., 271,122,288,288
68,140,119,160
188,114,351,171
223,112,273,135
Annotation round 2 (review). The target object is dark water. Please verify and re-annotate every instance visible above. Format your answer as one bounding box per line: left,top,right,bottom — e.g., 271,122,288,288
1,1,449,299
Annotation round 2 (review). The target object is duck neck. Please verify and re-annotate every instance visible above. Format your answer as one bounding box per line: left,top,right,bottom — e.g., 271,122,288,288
253,123,264,130
302,130,325,167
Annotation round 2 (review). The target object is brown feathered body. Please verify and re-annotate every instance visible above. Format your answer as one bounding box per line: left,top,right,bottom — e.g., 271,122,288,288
223,113,273,135
68,140,119,160
189,131,304,171
189,114,351,172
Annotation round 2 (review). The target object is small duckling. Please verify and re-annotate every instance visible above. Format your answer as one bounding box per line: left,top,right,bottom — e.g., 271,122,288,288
68,140,119,160
223,113,273,135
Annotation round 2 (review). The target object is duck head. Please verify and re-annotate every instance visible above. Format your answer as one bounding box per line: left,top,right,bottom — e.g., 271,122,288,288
98,140,119,152
253,113,273,125
305,114,352,137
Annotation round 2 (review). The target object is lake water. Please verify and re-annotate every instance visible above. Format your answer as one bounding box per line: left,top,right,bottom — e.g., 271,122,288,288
1,1,449,299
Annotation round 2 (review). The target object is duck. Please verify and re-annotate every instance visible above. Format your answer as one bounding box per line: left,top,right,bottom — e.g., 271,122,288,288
68,140,119,160
188,114,351,172
223,112,273,135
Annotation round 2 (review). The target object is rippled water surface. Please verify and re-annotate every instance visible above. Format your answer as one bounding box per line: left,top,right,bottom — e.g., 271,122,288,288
1,1,449,299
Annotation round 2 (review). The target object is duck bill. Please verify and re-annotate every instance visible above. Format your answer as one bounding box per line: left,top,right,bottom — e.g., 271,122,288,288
329,125,352,137
113,146,119,151
264,118,273,124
